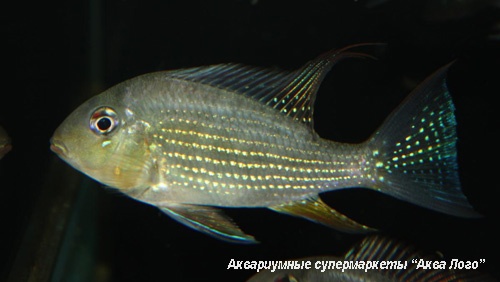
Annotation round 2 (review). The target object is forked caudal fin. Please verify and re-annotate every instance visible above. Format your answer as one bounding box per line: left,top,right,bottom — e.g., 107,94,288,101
366,63,480,218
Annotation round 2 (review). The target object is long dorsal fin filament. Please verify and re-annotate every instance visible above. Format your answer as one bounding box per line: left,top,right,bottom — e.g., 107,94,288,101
165,43,381,129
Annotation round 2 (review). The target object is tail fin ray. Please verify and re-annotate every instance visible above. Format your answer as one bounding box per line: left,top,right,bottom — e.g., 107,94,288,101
367,63,480,217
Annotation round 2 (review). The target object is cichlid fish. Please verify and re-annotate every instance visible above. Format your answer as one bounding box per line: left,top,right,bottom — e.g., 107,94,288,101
246,235,495,282
0,125,11,159
50,44,479,243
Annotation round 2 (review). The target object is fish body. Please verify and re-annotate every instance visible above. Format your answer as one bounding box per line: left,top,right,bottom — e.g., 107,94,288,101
246,236,495,282
51,45,479,243
96,77,365,207
0,125,11,159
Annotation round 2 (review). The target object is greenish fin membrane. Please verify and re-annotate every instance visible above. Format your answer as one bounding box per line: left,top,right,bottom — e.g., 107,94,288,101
159,204,258,244
270,195,375,233
345,235,495,281
367,63,480,218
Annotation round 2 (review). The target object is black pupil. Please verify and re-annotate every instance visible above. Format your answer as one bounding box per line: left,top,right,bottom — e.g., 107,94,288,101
97,117,112,131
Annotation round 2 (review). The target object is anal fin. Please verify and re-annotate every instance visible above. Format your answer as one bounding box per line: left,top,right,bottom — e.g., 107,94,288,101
270,196,375,233
159,204,258,244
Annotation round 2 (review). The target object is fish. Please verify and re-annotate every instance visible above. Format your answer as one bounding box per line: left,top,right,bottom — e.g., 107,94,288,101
0,125,11,159
246,235,495,282
50,44,480,244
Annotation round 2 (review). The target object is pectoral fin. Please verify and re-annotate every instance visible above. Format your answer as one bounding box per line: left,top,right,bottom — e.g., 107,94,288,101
159,204,258,244
270,196,375,233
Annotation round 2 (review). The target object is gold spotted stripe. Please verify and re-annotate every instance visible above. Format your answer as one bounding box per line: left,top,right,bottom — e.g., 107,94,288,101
148,110,366,191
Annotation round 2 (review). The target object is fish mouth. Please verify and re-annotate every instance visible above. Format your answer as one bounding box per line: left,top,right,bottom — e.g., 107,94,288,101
50,138,68,158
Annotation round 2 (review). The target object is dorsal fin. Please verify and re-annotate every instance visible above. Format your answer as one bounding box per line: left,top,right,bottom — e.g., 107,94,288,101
166,63,291,96
166,43,379,128
260,44,377,127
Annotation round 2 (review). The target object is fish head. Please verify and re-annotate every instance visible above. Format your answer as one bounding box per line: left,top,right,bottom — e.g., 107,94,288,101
51,84,153,190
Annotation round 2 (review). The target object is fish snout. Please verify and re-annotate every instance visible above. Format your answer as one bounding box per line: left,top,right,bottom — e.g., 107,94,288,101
50,137,68,157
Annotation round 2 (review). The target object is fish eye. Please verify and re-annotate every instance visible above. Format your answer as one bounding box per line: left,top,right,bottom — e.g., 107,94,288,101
90,107,119,135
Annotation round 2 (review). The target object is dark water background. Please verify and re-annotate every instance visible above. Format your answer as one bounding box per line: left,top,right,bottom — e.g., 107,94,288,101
2,0,499,281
